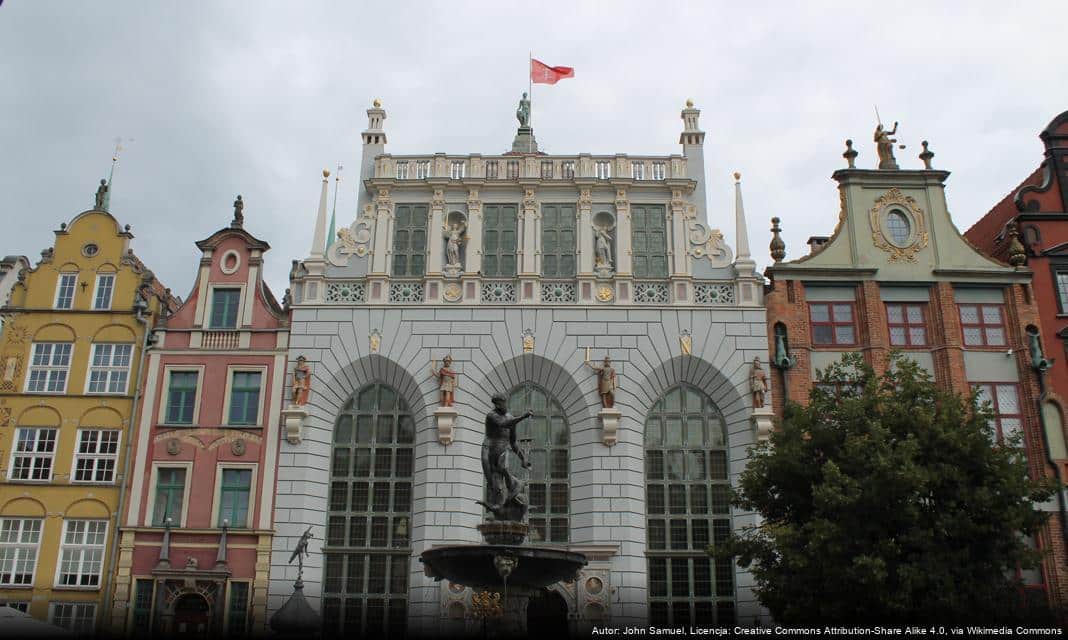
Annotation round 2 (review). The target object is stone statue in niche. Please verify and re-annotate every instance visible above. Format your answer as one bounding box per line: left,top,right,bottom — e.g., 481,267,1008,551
431,355,458,407
443,216,468,277
291,355,311,406
750,357,768,408
594,225,613,270
585,351,617,408
477,393,533,522
874,121,902,170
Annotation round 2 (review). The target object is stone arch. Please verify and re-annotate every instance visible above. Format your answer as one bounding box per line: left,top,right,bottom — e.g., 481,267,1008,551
91,323,136,342
57,262,80,272
32,322,76,342
470,353,592,429
0,496,46,517
16,405,61,426
65,497,111,519
95,262,118,273
78,405,124,428
313,353,429,430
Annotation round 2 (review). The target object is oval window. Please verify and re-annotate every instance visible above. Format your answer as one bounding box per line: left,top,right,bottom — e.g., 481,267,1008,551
885,210,911,246
82,243,99,257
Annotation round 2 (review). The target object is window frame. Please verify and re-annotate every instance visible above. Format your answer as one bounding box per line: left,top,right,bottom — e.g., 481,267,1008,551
212,463,258,529
225,580,252,637
958,303,1007,348
390,204,429,278
54,519,108,589
92,273,115,310
48,602,97,634
973,382,1024,446
631,204,668,278
159,366,204,426
481,203,519,278
70,429,121,484
8,427,58,482
54,273,77,310
808,302,858,347
507,384,570,544
1052,267,1068,314
885,302,929,348
0,517,43,586
25,342,72,393
207,286,243,330
540,204,577,279
222,366,266,427
84,343,133,395
147,463,193,527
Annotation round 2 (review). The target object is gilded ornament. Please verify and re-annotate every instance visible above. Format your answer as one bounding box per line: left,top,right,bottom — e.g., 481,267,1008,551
596,285,614,302
679,330,692,355
444,283,463,302
369,329,382,353
868,188,928,262
521,329,535,353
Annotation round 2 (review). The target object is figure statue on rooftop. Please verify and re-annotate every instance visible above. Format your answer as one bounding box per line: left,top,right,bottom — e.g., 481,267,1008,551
874,121,901,170
95,179,108,210
516,92,531,128
478,393,533,522
232,195,244,227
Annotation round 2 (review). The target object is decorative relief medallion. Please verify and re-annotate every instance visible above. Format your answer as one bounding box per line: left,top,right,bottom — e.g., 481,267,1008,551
578,188,592,209
4,323,30,345
869,188,928,262
443,283,463,303
166,438,181,456
230,438,246,456
521,329,535,353
369,329,382,353
596,285,614,302
679,330,692,355
325,281,366,303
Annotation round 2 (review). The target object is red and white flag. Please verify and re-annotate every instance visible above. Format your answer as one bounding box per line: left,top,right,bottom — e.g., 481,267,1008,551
531,59,574,85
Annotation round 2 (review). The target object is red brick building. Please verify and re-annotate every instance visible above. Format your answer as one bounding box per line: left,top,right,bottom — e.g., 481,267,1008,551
765,133,1065,609
108,199,289,635
965,109,1068,612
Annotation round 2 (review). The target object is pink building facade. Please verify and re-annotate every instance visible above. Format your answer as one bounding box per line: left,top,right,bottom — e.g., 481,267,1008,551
109,204,289,636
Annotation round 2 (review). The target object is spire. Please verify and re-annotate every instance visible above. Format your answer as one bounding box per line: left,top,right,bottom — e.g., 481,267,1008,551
102,138,126,211
733,172,752,262
326,165,342,251
309,169,330,258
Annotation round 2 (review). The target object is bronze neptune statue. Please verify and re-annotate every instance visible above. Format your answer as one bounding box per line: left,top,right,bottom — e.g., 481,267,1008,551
478,393,533,522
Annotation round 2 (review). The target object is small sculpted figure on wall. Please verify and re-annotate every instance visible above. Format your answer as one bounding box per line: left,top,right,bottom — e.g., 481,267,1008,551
291,355,311,406
431,355,458,407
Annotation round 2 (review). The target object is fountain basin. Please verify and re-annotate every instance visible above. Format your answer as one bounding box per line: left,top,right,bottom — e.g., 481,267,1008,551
420,545,587,590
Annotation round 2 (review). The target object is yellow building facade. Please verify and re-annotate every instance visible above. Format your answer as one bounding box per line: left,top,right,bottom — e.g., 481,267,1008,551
0,205,175,634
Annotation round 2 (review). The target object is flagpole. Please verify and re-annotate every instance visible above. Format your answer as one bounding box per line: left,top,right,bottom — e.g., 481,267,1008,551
528,51,533,153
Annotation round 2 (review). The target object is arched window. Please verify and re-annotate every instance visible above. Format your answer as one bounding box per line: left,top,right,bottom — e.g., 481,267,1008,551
507,385,569,543
323,384,414,636
645,384,733,625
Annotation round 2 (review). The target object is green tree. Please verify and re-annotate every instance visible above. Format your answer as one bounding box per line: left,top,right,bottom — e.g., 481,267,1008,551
721,353,1056,624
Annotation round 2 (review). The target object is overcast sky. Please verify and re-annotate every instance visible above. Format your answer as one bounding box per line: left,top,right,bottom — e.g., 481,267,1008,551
3,1,1067,300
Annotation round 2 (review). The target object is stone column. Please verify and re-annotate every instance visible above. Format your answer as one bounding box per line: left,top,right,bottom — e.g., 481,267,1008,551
614,188,632,276
369,187,393,275
462,188,483,304
520,187,538,276
670,189,688,277
577,187,593,275
428,188,445,276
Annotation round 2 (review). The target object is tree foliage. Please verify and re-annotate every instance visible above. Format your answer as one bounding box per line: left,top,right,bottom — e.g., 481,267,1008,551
721,353,1056,624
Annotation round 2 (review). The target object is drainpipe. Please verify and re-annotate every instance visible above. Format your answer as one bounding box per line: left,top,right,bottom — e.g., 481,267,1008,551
101,291,155,633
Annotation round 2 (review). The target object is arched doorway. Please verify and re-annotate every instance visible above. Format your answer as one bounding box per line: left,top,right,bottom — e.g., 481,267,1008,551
645,383,734,625
527,588,569,637
172,593,211,636
322,383,413,636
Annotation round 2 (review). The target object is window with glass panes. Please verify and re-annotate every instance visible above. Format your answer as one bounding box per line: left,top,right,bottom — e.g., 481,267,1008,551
506,385,569,543
0,518,42,586
152,467,186,526
886,303,928,347
10,428,57,481
540,204,576,278
1055,272,1068,312
227,581,250,636
391,204,428,277
57,520,107,587
809,302,857,346
87,343,133,394
210,288,241,329
166,371,198,424
974,383,1023,446
324,384,413,636
646,384,734,626
49,603,96,634
228,371,262,425
218,468,252,527
132,579,154,633
73,430,119,483
959,303,1006,347
55,273,76,309
93,273,115,310
482,204,518,277
631,205,668,278
26,342,72,393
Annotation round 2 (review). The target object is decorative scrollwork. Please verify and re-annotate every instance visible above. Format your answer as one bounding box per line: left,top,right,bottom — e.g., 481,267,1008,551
389,281,424,303
634,282,669,304
686,221,733,266
540,281,576,303
325,281,366,303
481,281,517,303
869,187,928,262
694,283,736,305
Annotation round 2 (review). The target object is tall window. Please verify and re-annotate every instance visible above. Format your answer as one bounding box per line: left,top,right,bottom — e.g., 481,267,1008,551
1055,272,1068,313
485,160,499,179
415,160,430,179
10,428,57,481
93,274,115,310
959,303,1007,347
210,288,241,329
228,371,262,426
886,303,928,347
57,520,107,587
153,467,187,526
631,161,645,180
652,162,665,180
809,302,857,346
73,430,120,483
395,161,408,180
391,204,428,277
218,468,252,527
324,384,413,636
631,205,668,278
0,518,42,586
132,580,154,633
87,343,132,394
449,161,465,179
49,603,96,634
595,160,611,179
26,342,72,393
507,385,569,543
55,273,77,309
165,371,198,424
974,383,1023,445
228,582,250,636
646,384,733,626
541,204,576,278
482,204,518,278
